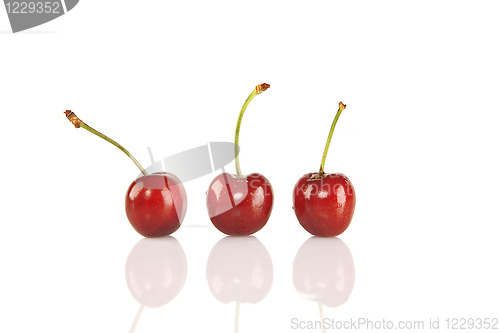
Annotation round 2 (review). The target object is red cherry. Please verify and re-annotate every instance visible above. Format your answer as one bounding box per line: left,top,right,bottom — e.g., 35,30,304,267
64,111,187,237
206,173,273,236
292,102,356,236
293,173,355,236
206,84,273,235
126,172,187,237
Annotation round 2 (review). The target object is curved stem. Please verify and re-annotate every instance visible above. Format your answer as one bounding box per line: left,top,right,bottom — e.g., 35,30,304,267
234,83,270,177
318,102,346,177
64,111,148,176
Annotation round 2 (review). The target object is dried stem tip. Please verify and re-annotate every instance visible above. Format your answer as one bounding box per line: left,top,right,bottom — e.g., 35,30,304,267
339,101,346,110
64,110,83,128
255,83,270,94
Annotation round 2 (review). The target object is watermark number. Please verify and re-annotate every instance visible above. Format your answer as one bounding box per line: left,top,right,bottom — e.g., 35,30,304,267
5,2,60,14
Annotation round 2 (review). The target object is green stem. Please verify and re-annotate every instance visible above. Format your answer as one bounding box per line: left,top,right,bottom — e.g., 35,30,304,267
318,102,346,177
234,84,270,177
80,122,148,176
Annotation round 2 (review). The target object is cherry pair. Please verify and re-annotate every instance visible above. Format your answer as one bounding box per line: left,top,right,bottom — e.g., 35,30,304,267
65,84,355,238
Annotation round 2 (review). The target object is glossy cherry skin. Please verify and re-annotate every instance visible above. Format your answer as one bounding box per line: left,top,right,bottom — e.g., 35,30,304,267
125,172,187,237
293,172,355,237
206,173,273,236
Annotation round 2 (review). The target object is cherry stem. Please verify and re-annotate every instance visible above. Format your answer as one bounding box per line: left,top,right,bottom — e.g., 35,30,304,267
318,102,346,178
234,83,270,177
64,111,148,176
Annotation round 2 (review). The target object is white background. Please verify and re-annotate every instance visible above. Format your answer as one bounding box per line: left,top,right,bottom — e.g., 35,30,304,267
1,1,499,332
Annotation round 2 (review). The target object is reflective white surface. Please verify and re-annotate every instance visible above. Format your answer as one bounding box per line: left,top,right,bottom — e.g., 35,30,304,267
1,1,500,332
2,211,498,332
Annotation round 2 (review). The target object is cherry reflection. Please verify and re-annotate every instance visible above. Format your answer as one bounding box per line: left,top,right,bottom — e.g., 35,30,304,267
293,237,355,332
206,236,273,332
125,237,187,332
